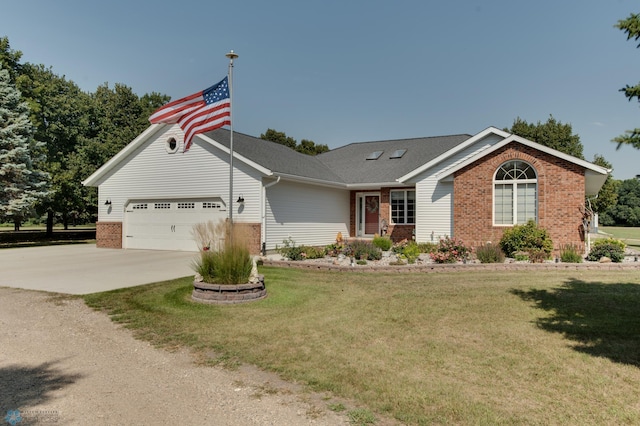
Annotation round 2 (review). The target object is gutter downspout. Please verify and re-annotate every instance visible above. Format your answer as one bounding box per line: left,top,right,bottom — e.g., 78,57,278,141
261,176,281,254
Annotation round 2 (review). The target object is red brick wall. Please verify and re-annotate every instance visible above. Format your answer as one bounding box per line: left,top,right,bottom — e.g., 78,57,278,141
453,143,586,254
235,223,262,254
96,222,123,249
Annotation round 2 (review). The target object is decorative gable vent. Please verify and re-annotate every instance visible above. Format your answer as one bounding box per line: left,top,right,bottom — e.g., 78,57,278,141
366,151,384,160
390,149,407,159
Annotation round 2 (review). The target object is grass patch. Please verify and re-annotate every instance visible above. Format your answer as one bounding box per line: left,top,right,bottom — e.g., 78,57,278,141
600,226,640,249
83,267,640,425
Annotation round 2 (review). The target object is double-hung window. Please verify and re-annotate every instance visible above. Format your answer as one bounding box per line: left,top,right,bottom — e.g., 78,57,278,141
390,190,415,224
494,160,537,225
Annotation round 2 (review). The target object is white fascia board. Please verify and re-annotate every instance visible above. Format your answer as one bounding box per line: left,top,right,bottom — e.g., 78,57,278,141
435,134,610,181
197,133,272,176
82,124,164,187
398,126,510,183
346,182,413,190
273,172,348,189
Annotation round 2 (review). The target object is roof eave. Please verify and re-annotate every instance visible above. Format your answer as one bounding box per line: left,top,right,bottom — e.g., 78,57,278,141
197,133,273,176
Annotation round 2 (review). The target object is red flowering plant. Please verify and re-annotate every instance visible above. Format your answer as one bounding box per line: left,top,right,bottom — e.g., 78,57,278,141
429,236,471,264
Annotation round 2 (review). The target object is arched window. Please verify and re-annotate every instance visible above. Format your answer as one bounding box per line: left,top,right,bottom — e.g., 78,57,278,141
493,160,537,225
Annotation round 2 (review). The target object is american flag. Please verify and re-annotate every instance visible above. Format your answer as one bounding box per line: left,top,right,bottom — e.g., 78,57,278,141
149,77,231,151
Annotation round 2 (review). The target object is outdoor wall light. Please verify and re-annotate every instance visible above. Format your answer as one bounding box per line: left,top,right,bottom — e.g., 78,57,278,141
104,199,112,205
236,195,245,203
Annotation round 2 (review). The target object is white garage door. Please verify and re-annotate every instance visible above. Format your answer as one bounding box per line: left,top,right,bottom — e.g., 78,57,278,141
124,199,227,251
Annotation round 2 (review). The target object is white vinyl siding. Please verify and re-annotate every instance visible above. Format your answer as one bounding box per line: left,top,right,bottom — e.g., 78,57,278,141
265,180,349,250
97,125,263,224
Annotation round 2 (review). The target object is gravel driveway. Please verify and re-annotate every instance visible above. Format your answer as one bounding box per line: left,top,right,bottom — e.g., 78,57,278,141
0,287,350,425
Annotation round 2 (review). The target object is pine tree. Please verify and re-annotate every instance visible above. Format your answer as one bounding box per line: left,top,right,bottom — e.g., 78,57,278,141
0,66,49,227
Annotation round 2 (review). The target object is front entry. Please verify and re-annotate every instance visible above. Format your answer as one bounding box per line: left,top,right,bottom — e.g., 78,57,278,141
356,193,380,237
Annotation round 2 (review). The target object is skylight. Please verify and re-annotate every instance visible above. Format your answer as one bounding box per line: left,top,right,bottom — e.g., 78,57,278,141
366,151,384,160
390,149,407,159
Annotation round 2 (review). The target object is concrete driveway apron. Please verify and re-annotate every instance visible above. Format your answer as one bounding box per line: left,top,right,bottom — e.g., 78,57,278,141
0,245,197,295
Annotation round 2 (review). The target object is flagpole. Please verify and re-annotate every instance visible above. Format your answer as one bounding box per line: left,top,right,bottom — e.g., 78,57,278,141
226,50,238,226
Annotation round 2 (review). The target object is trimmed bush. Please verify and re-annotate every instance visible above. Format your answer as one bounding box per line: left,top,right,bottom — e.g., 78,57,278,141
475,243,505,263
587,237,626,263
372,235,393,251
499,220,553,260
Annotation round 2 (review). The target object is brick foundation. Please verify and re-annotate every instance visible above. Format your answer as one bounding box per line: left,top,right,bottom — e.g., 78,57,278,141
96,222,123,249
234,222,262,254
453,143,587,254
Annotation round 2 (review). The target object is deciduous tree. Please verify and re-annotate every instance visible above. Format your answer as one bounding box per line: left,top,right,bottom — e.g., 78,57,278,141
260,128,328,155
507,115,584,159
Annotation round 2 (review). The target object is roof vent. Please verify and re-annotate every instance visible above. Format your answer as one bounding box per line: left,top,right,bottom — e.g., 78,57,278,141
390,149,407,159
366,150,384,160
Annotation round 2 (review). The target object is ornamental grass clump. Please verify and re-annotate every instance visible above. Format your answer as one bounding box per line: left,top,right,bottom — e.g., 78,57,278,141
560,244,583,263
475,242,506,263
430,236,471,264
347,239,382,261
191,220,252,284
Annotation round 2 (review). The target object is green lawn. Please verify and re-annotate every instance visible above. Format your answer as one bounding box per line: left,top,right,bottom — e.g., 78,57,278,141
599,226,640,248
84,267,640,425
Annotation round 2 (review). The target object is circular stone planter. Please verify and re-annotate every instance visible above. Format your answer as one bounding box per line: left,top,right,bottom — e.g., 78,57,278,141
191,275,266,304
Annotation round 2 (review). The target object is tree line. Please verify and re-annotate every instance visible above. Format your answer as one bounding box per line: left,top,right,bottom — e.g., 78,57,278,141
3,9,640,232
0,36,169,232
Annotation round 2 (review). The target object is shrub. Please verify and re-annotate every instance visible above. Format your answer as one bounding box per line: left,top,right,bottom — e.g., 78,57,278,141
430,236,471,264
475,243,505,263
499,220,553,259
527,248,548,263
560,244,583,263
325,243,344,257
416,242,438,254
392,239,410,254
277,238,326,260
400,241,421,264
586,237,626,262
372,235,392,251
348,240,382,261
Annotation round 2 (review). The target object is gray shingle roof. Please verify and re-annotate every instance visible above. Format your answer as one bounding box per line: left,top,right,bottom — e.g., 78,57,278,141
202,129,346,183
316,134,471,184
202,129,471,185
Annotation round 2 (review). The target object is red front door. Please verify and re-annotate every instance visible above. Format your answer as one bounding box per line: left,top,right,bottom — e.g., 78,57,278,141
364,195,379,235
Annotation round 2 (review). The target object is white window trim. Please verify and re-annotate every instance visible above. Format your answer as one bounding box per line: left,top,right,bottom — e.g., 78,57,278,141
389,189,416,225
492,161,538,226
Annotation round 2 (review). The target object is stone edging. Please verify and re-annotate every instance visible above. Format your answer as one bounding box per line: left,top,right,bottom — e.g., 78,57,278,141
192,275,267,304
262,260,640,273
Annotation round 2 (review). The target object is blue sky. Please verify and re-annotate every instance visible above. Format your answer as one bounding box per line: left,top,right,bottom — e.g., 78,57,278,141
2,0,640,179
